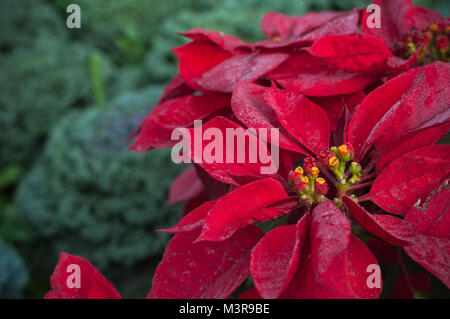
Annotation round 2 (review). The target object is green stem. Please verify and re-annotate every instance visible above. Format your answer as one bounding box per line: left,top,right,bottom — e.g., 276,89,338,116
90,52,106,106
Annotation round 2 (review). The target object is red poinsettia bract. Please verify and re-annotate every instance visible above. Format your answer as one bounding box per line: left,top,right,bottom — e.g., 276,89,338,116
45,0,450,299
149,60,449,299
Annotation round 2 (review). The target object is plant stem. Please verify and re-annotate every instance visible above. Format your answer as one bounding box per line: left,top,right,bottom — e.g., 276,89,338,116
350,180,374,191
90,52,106,106
359,172,376,182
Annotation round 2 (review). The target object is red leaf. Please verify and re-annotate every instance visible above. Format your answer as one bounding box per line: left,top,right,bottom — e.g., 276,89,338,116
361,0,444,50
231,81,308,154
174,29,254,91
412,6,445,30
305,34,393,73
251,213,309,299
174,41,232,90
283,202,382,299
167,166,204,205
267,51,376,96
158,75,195,104
148,225,264,299
366,180,450,289
368,145,450,216
195,52,289,93
345,235,383,299
343,196,412,246
44,253,121,299
130,93,230,151
376,122,450,173
160,199,218,234
309,91,365,132
297,10,360,43
349,62,450,161
386,47,421,73
264,87,330,154
404,181,450,237
260,11,345,41
309,202,352,291
361,0,417,49
197,178,293,242
181,116,280,185
403,181,450,287
180,28,253,52
405,237,450,289
258,10,358,48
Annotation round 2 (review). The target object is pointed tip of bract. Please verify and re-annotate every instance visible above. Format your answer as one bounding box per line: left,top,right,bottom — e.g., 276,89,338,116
155,228,172,233
193,228,220,244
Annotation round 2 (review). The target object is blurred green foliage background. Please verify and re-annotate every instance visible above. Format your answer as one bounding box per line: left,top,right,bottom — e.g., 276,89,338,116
0,0,448,298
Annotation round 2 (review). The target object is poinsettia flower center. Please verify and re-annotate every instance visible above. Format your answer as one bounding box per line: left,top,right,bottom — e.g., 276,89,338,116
396,22,449,63
289,143,363,208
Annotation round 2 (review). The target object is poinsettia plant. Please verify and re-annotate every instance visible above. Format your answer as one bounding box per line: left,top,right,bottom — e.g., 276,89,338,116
45,0,449,299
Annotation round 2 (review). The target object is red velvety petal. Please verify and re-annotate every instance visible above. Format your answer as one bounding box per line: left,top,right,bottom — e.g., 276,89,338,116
386,47,421,73
368,145,450,216
263,86,330,154
174,40,232,90
267,51,376,96
167,166,204,205
404,181,450,238
197,178,294,242
371,63,450,156
371,215,413,239
180,28,253,52
251,213,309,299
260,11,344,41
403,181,450,287
361,0,417,49
309,202,352,293
345,235,383,299
44,253,121,299
151,94,230,129
130,93,230,151
231,81,308,154
376,122,450,173
343,196,412,246
309,91,365,131
361,0,445,50
404,237,450,289
160,199,218,234
258,10,358,48
174,29,255,91
284,202,382,299
305,34,393,73
182,190,210,216
412,6,445,30
297,10,360,43
359,181,450,288
348,62,450,161
148,225,264,299
181,116,280,186
195,52,289,93
349,65,417,159
158,75,195,104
